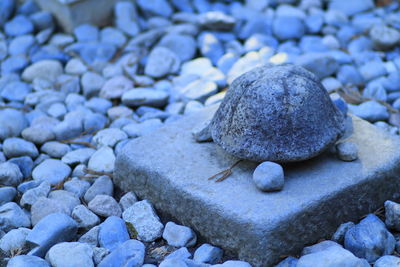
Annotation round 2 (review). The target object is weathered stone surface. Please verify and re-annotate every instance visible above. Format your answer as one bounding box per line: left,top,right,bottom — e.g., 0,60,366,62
210,64,345,162
34,0,120,32
115,106,400,267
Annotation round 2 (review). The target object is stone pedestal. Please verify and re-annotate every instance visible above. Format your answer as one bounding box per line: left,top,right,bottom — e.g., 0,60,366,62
114,106,400,267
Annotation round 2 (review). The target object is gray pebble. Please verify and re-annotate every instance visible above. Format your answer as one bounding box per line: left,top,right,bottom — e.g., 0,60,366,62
61,148,96,166
20,181,51,208
88,194,122,217
0,186,16,205
92,128,128,148
84,175,113,203
3,137,39,159
194,243,223,264
119,191,138,211
122,88,169,108
336,142,358,162
344,214,395,263
87,146,115,173
0,162,23,186
7,255,50,267
145,47,181,78
78,225,99,247
374,255,400,267
40,141,71,158
253,161,285,192
331,222,355,245
0,202,30,232
0,227,30,253
163,221,197,247
26,213,77,257
63,177,90,198
46,241,94,267
32,159,71,185
385,200,400,231
122,200,164,242
72,204,100,230
30,197,70,226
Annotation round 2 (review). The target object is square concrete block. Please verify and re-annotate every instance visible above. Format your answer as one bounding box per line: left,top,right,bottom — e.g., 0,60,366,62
114,106,400,267
34,0,119,32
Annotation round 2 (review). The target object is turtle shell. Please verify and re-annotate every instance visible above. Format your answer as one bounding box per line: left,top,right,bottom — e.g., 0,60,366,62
210,64,345,162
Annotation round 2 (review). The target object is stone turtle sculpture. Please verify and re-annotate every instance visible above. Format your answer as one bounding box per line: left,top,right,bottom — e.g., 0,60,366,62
209,64,346,163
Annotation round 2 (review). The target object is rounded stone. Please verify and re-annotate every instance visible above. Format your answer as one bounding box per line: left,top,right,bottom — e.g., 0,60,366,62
253,161,284,192
336,142,358,162
210,64,345,162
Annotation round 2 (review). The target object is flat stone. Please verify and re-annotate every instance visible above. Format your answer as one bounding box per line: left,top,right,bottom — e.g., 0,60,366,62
35,0,120,32
114,106,400,267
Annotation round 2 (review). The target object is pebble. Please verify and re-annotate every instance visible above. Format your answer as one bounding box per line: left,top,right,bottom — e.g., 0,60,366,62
100,75,132,100
349,101,389,122
336,142,358,162
145,47,181,78
0,186,17,205
0,227,30,253
274,256,298,267
48,190,80,214
158,33,196,62
166,247,191,260
385,200,400,231
78,225,99,247
374,255,400,267
213,260,252,267
122,88,169,108
193,243,223,264
0,202,30,232
26,213,77,257
358,61,387,82
252,161,285,192
0,162,23,186
163,221,197,247
20,181,50,208
63,177,90,198
72,204,100,230
331,222,355,245
122,200,164,242
0,0,15,26
32,159,71,185
88,194,122,217
296,53,339,79
30,197,70,226
273,16,305,40
370,25,400,51
1,81,31,102
93,247,110,265
122,119,163,138
46,242,94,267
344,214,395,263
92,128,128,148
40,141,71,158
328,0,374,16
61,148,95,166
296,245,369,267
3,137,39,159
87,146,115,173
5,15,34,36
97,239,145,267
137,0,173,17
98,216,129,251
7,255,50,267
84,175,113,203
22,59,63,83
81,71,106,98
119,192,138,211
0,109,28,141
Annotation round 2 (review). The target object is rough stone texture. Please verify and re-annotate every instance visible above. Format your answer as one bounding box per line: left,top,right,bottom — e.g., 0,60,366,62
115,106,400,267
210,64,345,162
34,0,120,32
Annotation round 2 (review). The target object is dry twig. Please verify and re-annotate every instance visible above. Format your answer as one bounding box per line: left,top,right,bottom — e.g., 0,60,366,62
207,160,242,182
